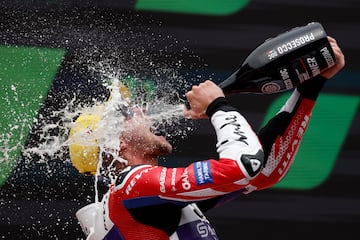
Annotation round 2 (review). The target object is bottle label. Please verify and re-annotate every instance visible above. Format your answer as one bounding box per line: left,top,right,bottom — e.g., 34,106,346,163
261,82,282,93
278,66,295,89
270,32,316,60
275,43,336,89
320,45,336,67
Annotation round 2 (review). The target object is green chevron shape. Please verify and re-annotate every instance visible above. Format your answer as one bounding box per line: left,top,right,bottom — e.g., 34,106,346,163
0,45,65,187
262,93,359,190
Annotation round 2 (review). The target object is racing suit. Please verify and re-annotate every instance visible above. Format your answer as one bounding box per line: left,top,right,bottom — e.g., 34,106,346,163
76,76,327,240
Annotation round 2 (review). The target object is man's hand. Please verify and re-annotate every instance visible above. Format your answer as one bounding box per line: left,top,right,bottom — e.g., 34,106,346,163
321,36,345,79
183,80,225,119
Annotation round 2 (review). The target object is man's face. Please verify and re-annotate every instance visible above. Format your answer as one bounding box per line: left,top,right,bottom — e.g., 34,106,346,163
121,107,173,158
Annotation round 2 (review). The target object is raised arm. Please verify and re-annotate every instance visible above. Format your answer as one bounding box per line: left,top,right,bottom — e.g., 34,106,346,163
246,36,345,192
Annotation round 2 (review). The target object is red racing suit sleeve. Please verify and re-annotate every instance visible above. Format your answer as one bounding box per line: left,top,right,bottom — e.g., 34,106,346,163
245,76,328,193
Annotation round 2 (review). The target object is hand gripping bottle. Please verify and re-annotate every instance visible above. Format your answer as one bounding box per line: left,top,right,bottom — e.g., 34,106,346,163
218,22,336,94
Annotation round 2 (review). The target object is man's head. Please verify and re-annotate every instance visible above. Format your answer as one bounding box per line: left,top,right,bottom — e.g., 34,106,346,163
68,106,172,176
119,108,173,165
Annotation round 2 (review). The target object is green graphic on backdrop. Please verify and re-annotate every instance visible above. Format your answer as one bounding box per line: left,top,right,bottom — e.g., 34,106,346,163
0,45,65,186
262,93,359,190
136,0,250,16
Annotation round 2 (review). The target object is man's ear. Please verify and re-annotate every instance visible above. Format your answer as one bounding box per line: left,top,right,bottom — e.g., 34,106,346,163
119,140,127,151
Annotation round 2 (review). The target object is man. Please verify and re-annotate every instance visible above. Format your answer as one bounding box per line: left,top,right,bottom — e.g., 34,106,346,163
71,36,344,239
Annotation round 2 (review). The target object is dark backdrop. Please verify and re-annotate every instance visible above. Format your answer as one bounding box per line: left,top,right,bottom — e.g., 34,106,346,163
0,0,359,239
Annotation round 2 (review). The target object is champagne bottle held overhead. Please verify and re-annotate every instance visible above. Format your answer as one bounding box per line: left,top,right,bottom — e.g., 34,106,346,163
218,22,336,94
